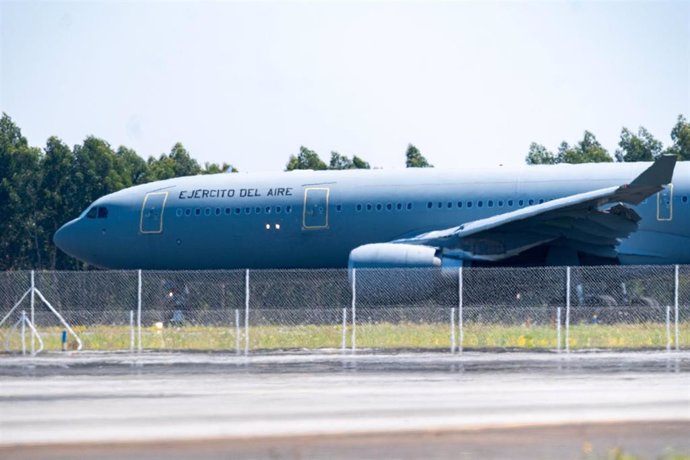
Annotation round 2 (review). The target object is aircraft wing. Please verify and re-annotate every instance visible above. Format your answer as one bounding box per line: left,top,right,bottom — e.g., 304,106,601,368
393,155,677,262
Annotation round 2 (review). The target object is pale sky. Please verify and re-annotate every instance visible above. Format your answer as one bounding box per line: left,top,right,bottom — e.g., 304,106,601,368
1,0,688,171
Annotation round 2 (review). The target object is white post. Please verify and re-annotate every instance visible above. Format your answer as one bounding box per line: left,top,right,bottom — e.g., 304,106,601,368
351,269,357,354
557,306,561,353
21,310,26,356
244,269,249,356
450,307,456,354
130,310,135,353
235,308,240,355
565,267,571,354
30,270,35,354
675,265,680,352
458,267,464,354
341,307,347,353
137,269,142,352
666,305,672,353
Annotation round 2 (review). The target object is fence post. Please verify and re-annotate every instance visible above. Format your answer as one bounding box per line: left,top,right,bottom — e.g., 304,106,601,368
450,307,456,354
30,270,35,354
666,305,672,353
675,264,680,352
556,306,561,353
235,309,240,355
137,269,142,352
130,310,135,353
244,269,249,356
21,310,26,356
565,267,571,354
341,307,347,353
458,267,463,354
351,269,356,354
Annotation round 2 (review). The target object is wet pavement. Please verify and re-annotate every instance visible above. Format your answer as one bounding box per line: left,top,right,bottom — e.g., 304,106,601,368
1,351,689,458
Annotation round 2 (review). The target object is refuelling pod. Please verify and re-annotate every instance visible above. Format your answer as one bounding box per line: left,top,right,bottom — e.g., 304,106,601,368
348,243,461,304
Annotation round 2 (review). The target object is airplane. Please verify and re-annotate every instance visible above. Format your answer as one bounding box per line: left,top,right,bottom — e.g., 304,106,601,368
54,155,690,271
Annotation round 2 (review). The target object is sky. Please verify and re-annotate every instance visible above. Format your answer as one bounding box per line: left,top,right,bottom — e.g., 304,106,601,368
1,0,688,172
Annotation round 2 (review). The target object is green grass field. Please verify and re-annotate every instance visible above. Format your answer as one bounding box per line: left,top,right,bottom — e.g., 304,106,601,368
2,321,688,352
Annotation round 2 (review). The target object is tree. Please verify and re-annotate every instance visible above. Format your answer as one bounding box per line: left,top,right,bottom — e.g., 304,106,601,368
328,151,370,170
615,127,663,162
285,146,327,171
667,114,690,160
39,136,81,269
556,131,612,164
525,143,557,165
116,146,148,185
405,144,432,168
146,142,203,181
203,162,238,174
0,113,43,269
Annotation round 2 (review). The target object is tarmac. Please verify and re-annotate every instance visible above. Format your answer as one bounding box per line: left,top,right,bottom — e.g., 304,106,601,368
1,351,689,459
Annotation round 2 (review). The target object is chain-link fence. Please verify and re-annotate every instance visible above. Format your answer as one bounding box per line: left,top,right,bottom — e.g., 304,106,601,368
1,266,688,355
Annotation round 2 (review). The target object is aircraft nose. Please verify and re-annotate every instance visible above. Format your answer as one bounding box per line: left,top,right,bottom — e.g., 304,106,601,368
54,220,79,257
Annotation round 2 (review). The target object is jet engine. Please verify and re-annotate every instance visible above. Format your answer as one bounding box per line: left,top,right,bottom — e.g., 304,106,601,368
348,243,460,304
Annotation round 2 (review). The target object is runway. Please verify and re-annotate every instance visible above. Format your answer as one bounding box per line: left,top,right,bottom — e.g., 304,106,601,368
1,351,689,459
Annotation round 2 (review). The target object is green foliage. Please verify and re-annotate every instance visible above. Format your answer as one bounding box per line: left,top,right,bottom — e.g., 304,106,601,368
525,142,557,165
405,143,433,168
667,114,690,160
285,146,328,171
615,127,663,162
202,162,238,174
145,142,203,181
328,151,371,169
557,131,613,164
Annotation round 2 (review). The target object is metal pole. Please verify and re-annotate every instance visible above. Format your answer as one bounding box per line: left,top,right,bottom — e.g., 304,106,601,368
675,265,680,352
244,269,249,356
351,269,356,354
565,267,571,354
666,305,671,353
130,310,135,353
137,269,142,352
557,306,561,353
458,267,463,354
235,308,240,355
30,271,35,354
21,310,26,356
341,307,347,353
450,307,456,354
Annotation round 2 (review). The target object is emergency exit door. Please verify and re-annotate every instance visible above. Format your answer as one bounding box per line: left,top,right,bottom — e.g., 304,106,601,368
657,184,673,221
303,188,329,230
140,192,168,233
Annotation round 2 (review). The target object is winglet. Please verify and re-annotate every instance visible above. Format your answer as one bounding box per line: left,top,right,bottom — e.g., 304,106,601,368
616,155,677,205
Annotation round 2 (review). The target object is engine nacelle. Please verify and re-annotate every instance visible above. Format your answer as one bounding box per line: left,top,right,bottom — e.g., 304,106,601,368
348,243,441,270
348,243,458,305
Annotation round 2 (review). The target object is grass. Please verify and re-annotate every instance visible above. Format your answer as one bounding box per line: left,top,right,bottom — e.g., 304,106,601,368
1,321,688,352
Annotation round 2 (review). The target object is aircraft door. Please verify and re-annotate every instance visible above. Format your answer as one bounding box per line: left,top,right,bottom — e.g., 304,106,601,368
303,187,329,230
657,184,673,221
140,192,168,234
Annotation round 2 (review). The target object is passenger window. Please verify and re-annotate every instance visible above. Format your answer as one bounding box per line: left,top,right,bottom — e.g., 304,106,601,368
244,207,252,215
366,204,372,211
195,208,201,216
498,200,504,207
276,206,282,214
518,200,524,206
97,207,108,218
538,199,544,204
265,206,271,214
356,204,362,212
508,200,514,206
457,202,463,208
407,203,413,210
234,208,241,215
286,205,292,214
376,204,382,211
396,203,402,210
528,199,534,205
205,208,212,216
225,208,231,215
427,202,433,209
86,207,98,219
478,201,483,208
185,209,192,216
216,208,222,216
255,207,261,214
467,201,473,208
336,204,342,212
387,203,393,211
682,196,688,203
437,202,442,209
176,209,183,217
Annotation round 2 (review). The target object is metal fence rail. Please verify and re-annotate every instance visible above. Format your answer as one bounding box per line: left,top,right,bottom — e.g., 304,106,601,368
1,266,688,355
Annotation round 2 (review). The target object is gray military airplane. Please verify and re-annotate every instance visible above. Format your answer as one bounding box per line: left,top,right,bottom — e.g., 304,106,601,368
54,155,689,270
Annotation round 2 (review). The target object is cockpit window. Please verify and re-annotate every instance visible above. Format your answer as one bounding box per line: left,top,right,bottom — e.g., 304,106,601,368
86,206,108,219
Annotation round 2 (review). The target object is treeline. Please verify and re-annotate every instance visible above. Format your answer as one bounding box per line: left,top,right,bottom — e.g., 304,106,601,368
526,115,690,164
1,112,687,270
